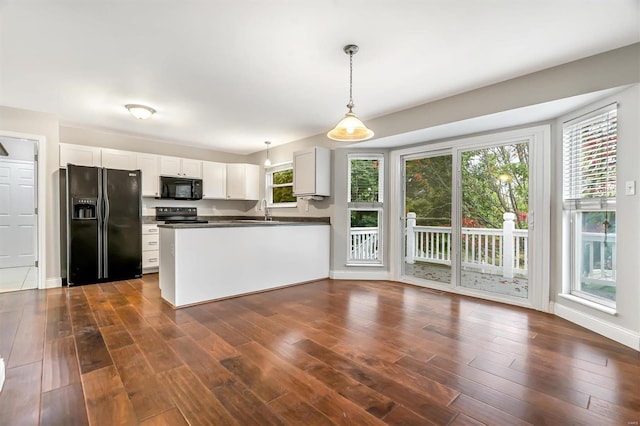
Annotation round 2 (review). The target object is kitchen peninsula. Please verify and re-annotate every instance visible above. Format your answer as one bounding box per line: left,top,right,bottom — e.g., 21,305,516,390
158,220,330,307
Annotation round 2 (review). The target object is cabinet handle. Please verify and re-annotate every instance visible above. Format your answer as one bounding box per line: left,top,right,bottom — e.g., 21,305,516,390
149,258,158,262
148,241,158,245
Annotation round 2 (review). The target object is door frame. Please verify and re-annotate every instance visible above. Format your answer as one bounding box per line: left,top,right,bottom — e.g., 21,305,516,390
0,130,47,290
390,125,551,312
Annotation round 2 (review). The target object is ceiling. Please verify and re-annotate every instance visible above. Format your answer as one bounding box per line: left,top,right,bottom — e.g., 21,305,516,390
1,1,638,155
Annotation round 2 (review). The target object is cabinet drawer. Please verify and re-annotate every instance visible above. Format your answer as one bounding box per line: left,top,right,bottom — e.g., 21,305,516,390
143,251,159,268
142,224,159,235
142,234,159,251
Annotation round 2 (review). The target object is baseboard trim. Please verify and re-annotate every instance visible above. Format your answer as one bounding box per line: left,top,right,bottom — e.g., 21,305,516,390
43,277,62,289
551,301,640,351
330,270,391,280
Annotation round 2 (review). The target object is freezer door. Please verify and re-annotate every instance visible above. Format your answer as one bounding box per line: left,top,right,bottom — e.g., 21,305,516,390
67,165,101,285
103,168,142,280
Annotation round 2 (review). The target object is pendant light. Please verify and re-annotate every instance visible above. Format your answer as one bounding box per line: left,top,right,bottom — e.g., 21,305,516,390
327,44,374,142
264,141,272,167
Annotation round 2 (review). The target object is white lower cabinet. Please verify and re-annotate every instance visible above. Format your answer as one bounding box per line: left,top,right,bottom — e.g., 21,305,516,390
142,224,159,272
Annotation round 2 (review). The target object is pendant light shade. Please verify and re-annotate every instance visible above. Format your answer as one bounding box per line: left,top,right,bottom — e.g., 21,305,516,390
264,141,272,167
327,44,374,142
125,104,156,120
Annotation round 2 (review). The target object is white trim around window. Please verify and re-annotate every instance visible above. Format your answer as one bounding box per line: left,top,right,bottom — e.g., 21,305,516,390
265,162,297,208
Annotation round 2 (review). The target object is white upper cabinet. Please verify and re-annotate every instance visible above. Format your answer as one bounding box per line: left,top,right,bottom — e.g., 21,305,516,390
159,156,202,178
293,147,330,197
59,143,101,168
136,153,160,197
101,148,136,170
202,161,227,199
226,163,259,200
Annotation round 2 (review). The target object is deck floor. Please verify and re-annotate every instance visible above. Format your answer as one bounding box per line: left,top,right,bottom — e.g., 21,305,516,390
0,274,638,425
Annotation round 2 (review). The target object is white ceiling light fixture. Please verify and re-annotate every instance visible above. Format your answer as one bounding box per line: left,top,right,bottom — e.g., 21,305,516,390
125,104,156,120
327,44,374,142
264,141,272,167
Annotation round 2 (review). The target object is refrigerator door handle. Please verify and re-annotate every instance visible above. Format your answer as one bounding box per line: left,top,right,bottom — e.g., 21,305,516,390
103,169,110,278
97,168,103,279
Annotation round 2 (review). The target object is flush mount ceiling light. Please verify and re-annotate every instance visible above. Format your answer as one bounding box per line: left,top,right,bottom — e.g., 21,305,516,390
125,104,156,120
327,44,374,142
264,141,272,167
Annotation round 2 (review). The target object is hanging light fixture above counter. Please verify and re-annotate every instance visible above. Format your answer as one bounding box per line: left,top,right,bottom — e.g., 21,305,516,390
327,44,374,142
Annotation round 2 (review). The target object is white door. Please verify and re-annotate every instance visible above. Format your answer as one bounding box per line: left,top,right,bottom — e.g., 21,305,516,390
0,159,36,268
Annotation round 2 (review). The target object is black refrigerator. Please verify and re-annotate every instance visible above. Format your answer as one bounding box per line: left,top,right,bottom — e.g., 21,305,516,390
60,164,142,286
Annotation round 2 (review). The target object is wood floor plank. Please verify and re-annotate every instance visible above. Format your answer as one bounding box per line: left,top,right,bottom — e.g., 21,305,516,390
7,295,46,368
212,380,286,425
1,275,638,425
267,393,334,426
81,365,138,425
101,323,135,351
166,335,234,390
110,344,175,421
158,365,238,426
40,383,89,426
139,408,189,426
42,335,81,392
0,361,42,426
74,326,113,374
295,339,457,424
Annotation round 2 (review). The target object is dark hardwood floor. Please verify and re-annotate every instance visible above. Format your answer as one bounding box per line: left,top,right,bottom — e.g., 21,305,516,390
0,274,638,425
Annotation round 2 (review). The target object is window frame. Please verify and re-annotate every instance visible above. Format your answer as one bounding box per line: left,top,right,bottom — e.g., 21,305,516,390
265,162,297,208
562,103,617,309
347,153,384,266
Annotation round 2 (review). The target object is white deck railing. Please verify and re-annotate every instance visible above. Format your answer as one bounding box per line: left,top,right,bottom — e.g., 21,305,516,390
349,213,615,281
581,232,616,286
350,227,379,261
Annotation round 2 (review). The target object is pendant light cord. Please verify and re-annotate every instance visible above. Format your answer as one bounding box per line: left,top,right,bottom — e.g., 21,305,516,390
347,50,354,111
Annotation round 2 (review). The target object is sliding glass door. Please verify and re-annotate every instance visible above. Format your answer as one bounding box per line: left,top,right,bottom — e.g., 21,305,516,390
403,152,453,285
458,141,529,298
398,127,548,309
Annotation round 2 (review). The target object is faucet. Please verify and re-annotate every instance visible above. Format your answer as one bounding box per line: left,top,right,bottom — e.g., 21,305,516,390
260,199,272,221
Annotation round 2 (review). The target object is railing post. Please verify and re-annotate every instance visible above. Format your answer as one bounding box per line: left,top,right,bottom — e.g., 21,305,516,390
502,212,515,278
406,212,416,264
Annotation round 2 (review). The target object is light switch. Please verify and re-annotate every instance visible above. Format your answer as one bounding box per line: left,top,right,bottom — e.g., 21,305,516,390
625,180,636,196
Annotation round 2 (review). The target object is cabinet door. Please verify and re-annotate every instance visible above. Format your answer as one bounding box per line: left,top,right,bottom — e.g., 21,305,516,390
181,159,202,179
244,164,260,200
226,164,246,199
59,143,101,168
101,148,136,170
136,153,159,197
293,148,316,195
159,156,181,177
202,161,227,199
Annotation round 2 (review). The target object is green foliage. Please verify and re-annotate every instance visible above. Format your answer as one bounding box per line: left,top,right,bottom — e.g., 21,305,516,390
404,143,529,229
405,155,452,226
273,169,293,185
350,210,379,228
461,143,529,229
271,169,296,203
350,159,380,202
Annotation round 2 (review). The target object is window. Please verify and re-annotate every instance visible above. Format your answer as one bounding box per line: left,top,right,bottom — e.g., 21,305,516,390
266,163,296,207
348,154,384,265
563,104,617,307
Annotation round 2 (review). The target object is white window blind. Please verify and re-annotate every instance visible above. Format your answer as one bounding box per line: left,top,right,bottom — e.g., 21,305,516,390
563,104,617,208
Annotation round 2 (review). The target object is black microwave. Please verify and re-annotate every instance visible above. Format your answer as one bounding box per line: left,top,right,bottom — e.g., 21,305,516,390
159,176,203,200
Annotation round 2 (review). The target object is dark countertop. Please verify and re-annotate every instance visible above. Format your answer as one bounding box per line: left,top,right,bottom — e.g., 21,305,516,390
158,220,330,229
144,215,330,225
